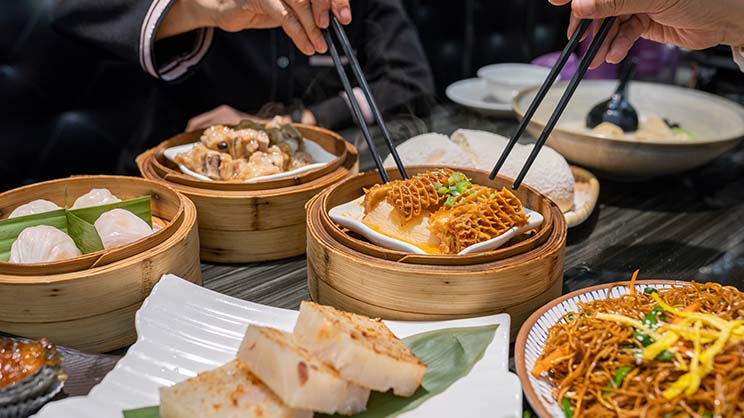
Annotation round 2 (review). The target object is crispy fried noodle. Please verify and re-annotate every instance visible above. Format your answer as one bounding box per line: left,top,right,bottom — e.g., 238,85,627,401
532,277,744,418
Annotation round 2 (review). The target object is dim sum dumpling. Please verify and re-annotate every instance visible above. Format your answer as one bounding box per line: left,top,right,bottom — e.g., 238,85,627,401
9,200,61,218
71,188,121,209
9,225,82,264
94,209,153,249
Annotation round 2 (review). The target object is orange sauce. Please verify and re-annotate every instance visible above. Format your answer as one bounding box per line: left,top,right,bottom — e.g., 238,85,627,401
364,222,442,255
0,339,51,388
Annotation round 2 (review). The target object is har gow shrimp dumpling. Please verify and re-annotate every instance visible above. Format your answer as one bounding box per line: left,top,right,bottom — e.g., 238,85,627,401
71,188,121,209
8,200,61,218
94,208,154,249
10,225,82,264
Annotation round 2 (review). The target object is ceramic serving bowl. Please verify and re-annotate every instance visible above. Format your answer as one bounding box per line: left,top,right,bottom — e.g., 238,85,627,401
478,64,551,103
513,80,744,179
514,280,685,418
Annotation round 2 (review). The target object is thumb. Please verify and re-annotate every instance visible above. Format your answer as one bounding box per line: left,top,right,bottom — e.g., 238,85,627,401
572,0,659,18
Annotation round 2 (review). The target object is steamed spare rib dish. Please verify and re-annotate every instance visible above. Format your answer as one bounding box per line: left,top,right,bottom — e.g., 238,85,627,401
533,280,744,417
159,302,427,417
0,338,64,409
362,169,529,254
175,117,314,181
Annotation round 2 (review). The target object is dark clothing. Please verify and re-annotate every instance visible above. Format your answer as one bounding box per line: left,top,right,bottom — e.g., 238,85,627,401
51,0,435,130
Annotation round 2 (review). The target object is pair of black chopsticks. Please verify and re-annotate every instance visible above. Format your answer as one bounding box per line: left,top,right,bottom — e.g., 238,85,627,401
490,17,618,189
323,17,407,183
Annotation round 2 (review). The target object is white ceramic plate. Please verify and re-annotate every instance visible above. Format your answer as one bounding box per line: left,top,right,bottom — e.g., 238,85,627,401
35,274,522,418
445,78,514,117
515,281,681,418
163,139,337,182
330,196,543,255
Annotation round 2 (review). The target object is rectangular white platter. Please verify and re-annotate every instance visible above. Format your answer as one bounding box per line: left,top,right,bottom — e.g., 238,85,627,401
33,274,522,418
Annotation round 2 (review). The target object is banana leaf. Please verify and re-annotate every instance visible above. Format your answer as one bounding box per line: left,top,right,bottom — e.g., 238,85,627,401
123,324,497,418
0,209,67,261
68,196,152,227
0,196,152,261
65,211,104,254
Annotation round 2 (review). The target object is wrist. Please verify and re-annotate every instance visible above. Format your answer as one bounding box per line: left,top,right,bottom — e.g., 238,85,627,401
157,0,211,40
301,110,317,126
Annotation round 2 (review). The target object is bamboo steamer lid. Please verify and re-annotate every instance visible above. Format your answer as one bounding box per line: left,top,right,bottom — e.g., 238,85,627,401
305,167,567,338
0,175,201,352
136,125,359,263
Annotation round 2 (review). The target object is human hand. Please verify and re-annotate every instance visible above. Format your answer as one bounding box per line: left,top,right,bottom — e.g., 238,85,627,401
550,0,744,68
158,0,352,55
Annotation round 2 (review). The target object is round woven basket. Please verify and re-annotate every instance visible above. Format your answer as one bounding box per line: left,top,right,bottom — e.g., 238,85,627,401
0,176,201,352
305,166,567,338
137,124,359,263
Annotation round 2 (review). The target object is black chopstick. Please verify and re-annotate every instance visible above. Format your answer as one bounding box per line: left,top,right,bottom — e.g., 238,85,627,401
322,29,390,183
512,17,617,189
329,17,409,179
489,18,592,181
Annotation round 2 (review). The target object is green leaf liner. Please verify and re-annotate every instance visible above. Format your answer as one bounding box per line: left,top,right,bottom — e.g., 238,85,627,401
0,196,152,260
68,196,152,227
0,209,68,262
123,324,497,418
66,211,105,254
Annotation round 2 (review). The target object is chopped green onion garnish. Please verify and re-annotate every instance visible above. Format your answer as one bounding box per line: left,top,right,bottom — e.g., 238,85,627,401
562,398,573,418
644,288,658,294
444,196,456,208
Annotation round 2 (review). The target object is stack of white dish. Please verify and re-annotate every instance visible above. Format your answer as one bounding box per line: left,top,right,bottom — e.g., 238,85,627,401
446,63,550,116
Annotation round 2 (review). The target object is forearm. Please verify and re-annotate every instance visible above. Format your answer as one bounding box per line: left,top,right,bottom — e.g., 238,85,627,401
156,0,211,40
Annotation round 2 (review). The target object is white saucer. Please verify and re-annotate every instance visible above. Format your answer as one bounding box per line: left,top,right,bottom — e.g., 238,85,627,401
445,78,514,117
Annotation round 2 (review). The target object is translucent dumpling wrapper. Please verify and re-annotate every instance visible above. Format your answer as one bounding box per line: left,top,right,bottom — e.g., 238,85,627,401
9,225,82,264
94,209,153,249
71,188,121,209
8,200,61,218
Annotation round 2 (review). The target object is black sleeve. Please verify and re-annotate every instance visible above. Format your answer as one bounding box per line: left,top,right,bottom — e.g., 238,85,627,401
50,0,214,81
309,0,435,129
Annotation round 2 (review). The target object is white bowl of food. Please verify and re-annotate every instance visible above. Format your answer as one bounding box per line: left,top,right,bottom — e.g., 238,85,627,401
513,80,744,178
478,63,551,103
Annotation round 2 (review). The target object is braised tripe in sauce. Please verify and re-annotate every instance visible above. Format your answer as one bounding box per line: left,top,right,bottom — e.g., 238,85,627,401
362,169,528,254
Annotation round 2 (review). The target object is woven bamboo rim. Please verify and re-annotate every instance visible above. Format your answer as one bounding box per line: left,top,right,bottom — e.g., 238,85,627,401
305,165,567,334
136,126,359,263
0,176,186,276
0,176,202,352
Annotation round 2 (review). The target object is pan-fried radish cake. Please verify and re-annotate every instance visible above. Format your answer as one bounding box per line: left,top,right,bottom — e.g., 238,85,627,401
159,360,312,418
237,325,370,416
293,301,426,397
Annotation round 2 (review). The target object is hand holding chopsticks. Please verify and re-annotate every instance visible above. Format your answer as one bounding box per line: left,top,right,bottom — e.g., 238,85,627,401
490,17,617,190
323,16,408,183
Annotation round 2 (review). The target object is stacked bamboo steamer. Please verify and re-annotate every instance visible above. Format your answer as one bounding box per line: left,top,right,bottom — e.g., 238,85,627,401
137,125,359,263
306,167,567,339
0,176,201,352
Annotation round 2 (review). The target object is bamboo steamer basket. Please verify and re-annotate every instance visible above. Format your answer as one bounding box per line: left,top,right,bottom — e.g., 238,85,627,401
136,125,359,263
0,175,201,352
306,167,567,339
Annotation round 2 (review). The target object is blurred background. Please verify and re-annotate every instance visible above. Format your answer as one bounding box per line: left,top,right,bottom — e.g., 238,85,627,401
2,0,743,190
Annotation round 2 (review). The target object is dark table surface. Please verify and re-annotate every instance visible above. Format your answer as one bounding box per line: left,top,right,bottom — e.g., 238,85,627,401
50,104,744,401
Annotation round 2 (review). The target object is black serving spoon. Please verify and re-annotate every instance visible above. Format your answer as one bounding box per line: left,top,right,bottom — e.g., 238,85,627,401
586,57,639,132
